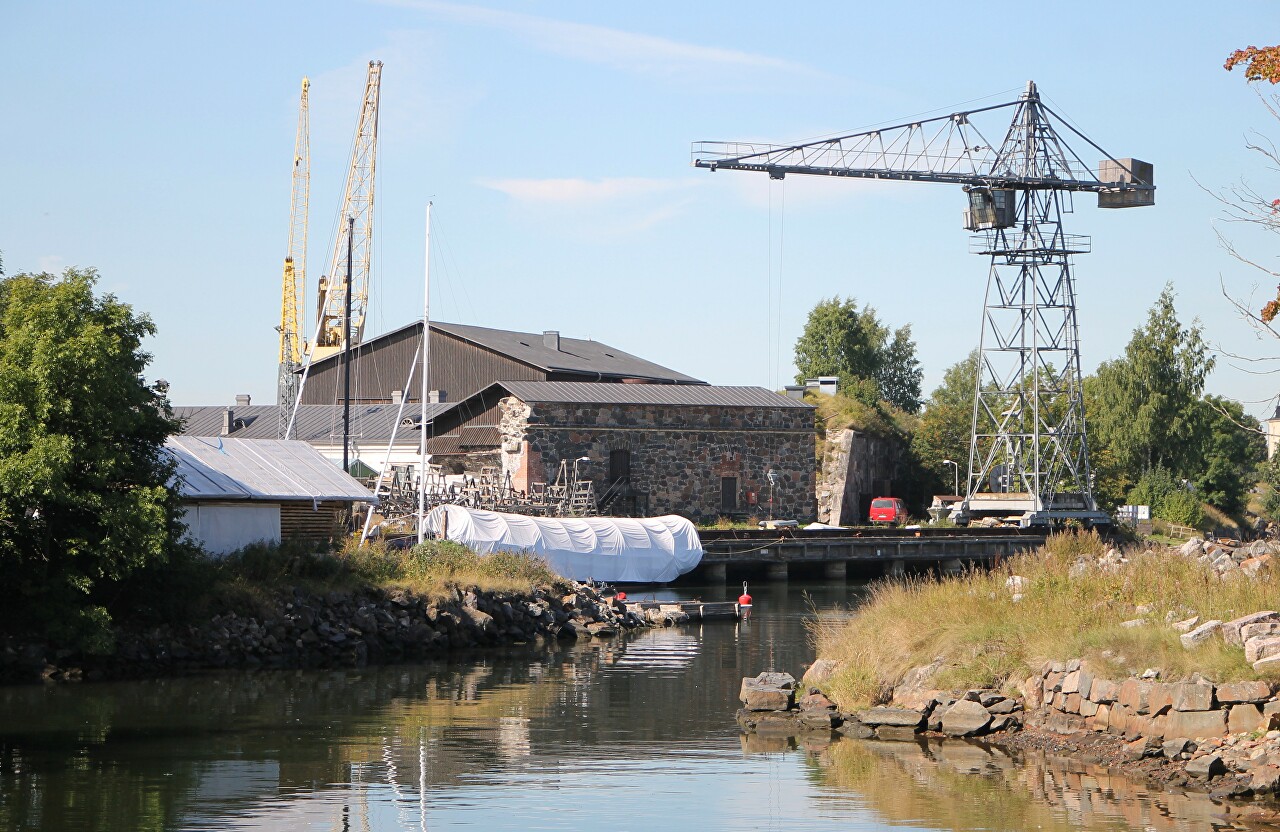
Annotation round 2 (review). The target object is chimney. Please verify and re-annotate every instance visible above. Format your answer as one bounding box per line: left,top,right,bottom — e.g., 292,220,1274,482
391,390,403,404
429,390,446,404
235,393,251,406
542,330,560,351
222,408,235,435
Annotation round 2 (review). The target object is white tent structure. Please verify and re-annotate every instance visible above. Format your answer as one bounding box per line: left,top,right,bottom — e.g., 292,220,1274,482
424,506,703,583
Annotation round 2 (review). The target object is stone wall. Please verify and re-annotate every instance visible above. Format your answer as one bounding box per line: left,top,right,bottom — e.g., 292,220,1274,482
1031,659,1280,741
817,429,907,525
499,398,816,522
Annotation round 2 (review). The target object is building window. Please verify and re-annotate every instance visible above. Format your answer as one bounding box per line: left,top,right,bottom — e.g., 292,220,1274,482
721,476,738,512
609,448,631,482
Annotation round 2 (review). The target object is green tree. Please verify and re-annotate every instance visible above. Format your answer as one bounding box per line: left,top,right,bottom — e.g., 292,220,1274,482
875,325,923,414
0,269,182,648
793,296,922,413
1192,395,1265,515
1086,285,1214,479
912,352,980,493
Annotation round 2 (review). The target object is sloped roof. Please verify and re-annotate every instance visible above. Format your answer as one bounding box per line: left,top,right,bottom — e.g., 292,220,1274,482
173,403,453,445
304,320,705,384
496,381,814,408
165,437,375,502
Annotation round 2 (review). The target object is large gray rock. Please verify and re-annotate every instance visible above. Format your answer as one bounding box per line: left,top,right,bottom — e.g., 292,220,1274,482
856,707,924,728
941,699,992,737
1215,680,1271,704
1180,620,1223,649
1241,622,1280,642
1165,708,1228,740
802,659,839,687
1171,681,1214,712
1088,678,1120,704
1223,611,1280,646
740,673,796,711
1185,753,1226,779
1228,703,1266,734
1179,538,1205,557
1246,636,1280,664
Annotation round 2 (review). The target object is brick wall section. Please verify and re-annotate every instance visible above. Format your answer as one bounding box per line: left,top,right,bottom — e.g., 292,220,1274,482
498,397,816,522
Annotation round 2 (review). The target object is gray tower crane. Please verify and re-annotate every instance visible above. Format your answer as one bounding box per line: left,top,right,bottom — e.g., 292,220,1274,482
693,82,1154,527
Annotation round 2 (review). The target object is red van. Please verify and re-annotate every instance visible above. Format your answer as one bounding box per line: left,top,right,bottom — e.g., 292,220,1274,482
869,497,907,526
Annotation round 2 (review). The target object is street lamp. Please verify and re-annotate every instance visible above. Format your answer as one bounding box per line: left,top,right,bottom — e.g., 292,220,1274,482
942,459,959,497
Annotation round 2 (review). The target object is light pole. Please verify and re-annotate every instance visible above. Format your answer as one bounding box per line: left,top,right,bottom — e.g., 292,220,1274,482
942,459,959,497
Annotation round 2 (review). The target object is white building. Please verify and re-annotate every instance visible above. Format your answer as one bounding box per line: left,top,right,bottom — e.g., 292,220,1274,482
165,436,375,554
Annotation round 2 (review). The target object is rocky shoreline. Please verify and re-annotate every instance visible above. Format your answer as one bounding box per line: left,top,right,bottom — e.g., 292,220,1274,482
0,582,657,685
737,663,1280,824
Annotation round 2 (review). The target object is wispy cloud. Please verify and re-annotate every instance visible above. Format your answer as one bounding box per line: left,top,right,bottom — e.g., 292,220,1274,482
480,175,702,239
376,0,823,79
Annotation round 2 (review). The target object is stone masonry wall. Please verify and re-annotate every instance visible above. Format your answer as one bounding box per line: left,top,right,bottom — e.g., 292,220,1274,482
499,398,816,522
817,429,907,525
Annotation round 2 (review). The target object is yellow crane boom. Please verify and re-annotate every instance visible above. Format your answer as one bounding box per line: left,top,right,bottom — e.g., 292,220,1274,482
312,60,382,359
277,77,310,435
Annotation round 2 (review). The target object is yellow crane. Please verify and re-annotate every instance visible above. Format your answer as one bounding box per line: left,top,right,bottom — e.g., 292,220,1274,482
312,59,382,359
277,76,309,436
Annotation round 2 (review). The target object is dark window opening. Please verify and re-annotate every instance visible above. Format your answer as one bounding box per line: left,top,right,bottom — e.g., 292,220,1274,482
609,449,631,482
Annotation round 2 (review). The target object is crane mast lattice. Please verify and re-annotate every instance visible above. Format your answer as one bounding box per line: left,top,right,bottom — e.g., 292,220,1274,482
278,76,310,437
312,60,382,360
693,82,1154,527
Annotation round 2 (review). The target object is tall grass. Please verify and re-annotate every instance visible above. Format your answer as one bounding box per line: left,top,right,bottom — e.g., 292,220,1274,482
206,538,565,607
811,531,1279,710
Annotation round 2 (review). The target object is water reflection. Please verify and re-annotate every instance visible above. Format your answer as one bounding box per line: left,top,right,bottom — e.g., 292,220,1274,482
804,736,1241,831
0,581,1259,831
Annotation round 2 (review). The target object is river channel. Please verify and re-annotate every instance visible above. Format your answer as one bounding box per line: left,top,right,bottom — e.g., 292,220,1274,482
0,580,1251,830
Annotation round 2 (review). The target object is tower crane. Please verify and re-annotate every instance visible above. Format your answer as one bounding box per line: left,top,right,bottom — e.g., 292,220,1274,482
693,82,1154,527
277,76,310,437
311,60,382,361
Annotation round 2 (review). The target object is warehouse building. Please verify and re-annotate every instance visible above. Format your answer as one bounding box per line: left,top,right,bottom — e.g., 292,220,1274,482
298,320,704,406
417,381,816,522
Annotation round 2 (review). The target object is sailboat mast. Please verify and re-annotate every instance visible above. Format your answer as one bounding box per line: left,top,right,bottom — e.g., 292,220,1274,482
417,202,432,544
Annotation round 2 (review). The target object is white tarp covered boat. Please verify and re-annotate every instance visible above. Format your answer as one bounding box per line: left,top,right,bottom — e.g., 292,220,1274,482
424,505,704,583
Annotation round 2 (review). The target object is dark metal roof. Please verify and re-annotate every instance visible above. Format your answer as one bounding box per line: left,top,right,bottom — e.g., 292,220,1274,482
303,320,705,384
173,404,455,445
495,381,814,408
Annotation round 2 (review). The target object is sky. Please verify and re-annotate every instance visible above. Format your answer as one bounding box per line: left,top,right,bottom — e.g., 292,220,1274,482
3,1,1279,418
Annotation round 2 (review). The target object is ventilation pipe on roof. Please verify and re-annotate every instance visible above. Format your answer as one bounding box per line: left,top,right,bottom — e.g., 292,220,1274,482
235,393,251,406
222,408,235,435
429,390,446,404
543,330,560,351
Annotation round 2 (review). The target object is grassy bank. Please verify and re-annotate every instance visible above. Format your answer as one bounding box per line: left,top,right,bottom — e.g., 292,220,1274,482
96,538,566,641
810,531,1280,710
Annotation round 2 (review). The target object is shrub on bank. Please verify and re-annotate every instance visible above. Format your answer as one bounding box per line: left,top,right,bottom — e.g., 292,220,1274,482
810,531,1277,710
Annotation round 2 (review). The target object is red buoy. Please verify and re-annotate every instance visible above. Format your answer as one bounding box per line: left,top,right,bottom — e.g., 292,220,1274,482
738,581,753,607
616,591,627,601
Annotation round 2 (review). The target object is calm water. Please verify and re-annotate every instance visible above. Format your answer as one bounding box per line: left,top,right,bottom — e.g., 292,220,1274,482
0,581,1247,831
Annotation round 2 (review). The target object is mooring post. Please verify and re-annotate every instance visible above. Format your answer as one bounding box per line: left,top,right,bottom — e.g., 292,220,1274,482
767,563,788,581
886,559,905,579
824,561,847,580
705,562,727,583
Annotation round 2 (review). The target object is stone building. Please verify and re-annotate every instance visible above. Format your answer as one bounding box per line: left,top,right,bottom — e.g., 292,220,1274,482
423,381,816,522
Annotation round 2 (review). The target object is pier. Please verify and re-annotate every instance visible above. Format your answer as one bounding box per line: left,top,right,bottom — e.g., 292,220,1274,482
693,527,1048,581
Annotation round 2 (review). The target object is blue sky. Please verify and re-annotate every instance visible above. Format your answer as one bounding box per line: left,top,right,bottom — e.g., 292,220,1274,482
3,1,1278,416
